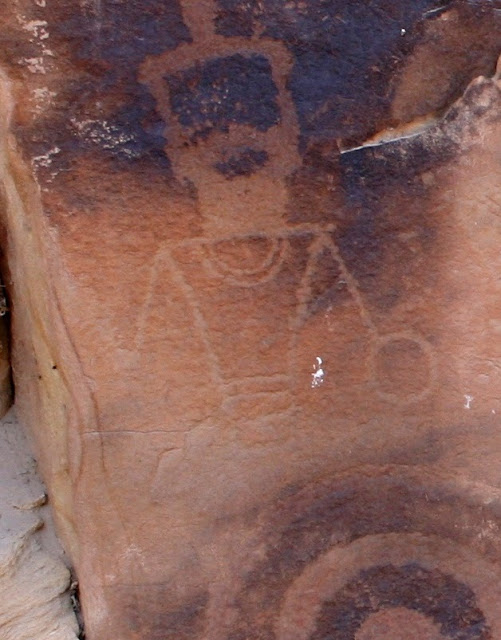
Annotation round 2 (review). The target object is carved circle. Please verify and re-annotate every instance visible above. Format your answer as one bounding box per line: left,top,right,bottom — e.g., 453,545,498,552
370,332,436,404
219,468,501,640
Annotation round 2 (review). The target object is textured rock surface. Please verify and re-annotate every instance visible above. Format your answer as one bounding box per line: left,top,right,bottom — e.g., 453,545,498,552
0,409,78,640
0,312,12,419
0,1,500,638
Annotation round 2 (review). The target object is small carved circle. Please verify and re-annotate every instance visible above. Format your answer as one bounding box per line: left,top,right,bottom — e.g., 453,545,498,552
371,332,435,404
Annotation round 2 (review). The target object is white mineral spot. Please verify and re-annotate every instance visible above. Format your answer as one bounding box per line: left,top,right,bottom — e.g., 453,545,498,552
311,356,325,388
22,57,46,74
33,87,56,100
32,146,61,169
464,394,474,410
22,20,49,35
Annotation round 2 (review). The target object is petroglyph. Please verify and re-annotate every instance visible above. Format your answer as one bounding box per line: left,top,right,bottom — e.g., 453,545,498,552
218,469,501,640
132,0,438,413
3,2,501,639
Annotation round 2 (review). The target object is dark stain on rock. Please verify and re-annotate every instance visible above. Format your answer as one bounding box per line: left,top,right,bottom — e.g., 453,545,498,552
215,148,269,178
284,129,452,314
334,143,440,311
13,0,501,176
215,0,501,147
0,27,39,76
15,0,191,174
118,585,209,640
227,471,501,639
48,0,190,64
332,65,500,313
312,563,491,639
286,140,342,227
158,592,208,640
304,245,352,317
214,0,256,37
166,53,280,141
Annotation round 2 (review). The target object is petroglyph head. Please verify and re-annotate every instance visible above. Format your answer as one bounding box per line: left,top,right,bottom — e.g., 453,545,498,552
141,0,301,239
163,42,300,239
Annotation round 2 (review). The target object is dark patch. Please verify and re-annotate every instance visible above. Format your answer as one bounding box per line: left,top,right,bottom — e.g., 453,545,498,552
35,76,171,169
16,0,191,173
51,0,190,65
215,0,256,36
215,148,269,178
303,246,351,317
384,426,445,466
166,54,280,141
333,61,498,313
97,79,168,166
331,130,456,311
117,586,209,640
286,140,342,226
226,472,501,639
158,592,209,640
214,0,449,145
312,563,490,639
214,0,501,147
284,113,458,314
12,0,501,196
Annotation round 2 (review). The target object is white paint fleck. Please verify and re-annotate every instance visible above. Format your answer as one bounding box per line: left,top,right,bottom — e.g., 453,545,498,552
32,87,56,100
478,518,499,542
21,57,46,74
71,118,140,158
18,14,53,76
22,19,48,35
464,394,474,410
32,146,61,169
31,87,57,113
311,356,325,388
400,28,406,35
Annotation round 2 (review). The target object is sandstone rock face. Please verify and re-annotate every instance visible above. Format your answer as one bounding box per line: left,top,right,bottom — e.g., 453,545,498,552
0,1,500,638
0,409,78,640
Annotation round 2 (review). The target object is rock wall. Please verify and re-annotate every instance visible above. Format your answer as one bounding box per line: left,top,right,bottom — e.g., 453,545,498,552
0,1,500,638
0,409,79,640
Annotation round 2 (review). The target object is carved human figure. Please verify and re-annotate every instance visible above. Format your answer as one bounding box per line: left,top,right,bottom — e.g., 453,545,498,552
132,0,439,449
139,0,309,440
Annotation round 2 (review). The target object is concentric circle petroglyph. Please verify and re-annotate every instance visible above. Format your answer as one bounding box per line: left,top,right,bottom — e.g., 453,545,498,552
276,534,497,640
219,468,501,640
